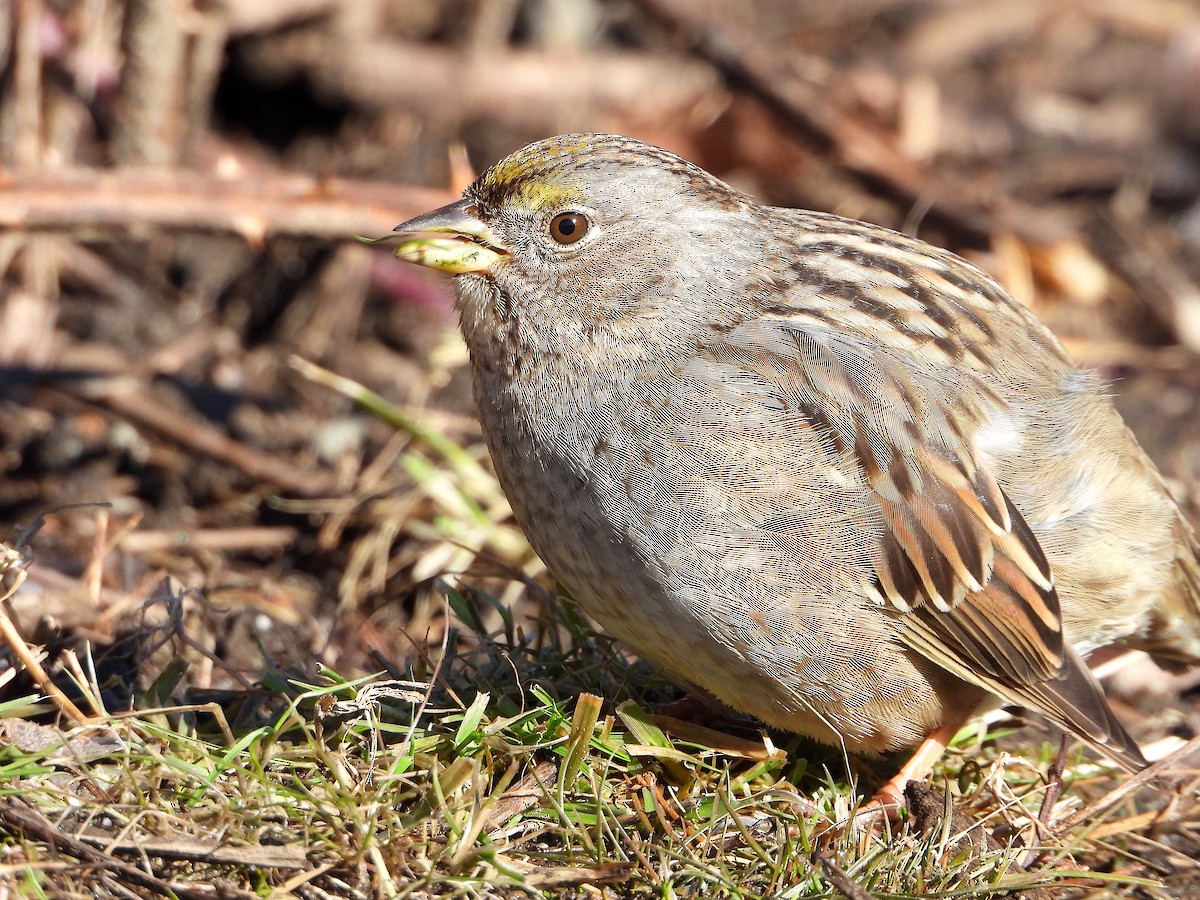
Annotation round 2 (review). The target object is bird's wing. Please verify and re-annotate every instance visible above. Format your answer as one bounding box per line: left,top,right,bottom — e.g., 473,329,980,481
711,315,1145,769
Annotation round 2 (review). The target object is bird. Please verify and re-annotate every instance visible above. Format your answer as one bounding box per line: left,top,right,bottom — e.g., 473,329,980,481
389,132,1200,805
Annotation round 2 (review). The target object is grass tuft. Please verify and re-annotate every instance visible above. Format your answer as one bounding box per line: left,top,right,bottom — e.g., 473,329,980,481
1,371,1196,896
3,575,1192,896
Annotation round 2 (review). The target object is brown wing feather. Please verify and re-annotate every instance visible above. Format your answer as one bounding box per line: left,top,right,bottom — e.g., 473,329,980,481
862,407,1143,766
902,610,1146,771
729,318,1144,768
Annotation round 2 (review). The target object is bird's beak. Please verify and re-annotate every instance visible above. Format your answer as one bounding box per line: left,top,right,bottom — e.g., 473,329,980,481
391,199,508,274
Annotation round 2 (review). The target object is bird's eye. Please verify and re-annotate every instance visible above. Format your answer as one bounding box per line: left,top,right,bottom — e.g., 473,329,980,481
549,212,589,245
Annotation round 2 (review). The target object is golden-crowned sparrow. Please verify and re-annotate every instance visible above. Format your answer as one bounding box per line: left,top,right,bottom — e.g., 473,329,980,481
391,133,1200,788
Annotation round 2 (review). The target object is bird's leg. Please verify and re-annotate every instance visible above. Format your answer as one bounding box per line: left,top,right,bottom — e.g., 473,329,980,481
653,688,727,722
857,717,968,821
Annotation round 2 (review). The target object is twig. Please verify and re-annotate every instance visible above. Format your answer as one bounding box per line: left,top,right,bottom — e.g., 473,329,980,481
113,0,185,166
0,169,455,244
243,32,719,125
1056,734,1200,832
629,0,1071,244
0,608,89,724
183,7,230,164
117,527,300,555
11,0,42,169
73,833,310,869
224,0,347,36
814,845,873,900
0,797,243,899
87,380,337,497
1023,734,1070,869
0,542,89,724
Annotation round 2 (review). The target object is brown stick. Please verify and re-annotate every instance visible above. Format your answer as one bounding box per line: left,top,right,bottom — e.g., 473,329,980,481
630,0,1071,245
112,0,186,166
11,0,43,169
88,381,337,497
0,169,455,242
0,546,89,725
814,845,873,900
224,0,347,37
72,833,309,870
1056,734,1200,832
0,798,245,899
117,527,300,555
243,32,718,125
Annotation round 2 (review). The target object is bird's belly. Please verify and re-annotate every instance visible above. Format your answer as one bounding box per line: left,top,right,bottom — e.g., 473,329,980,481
487,419,970,755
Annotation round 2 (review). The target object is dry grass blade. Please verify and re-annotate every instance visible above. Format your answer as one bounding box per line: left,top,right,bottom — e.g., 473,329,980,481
815,845,873,900
0,798,247,900
0,540,89,724
1055,734,1200,832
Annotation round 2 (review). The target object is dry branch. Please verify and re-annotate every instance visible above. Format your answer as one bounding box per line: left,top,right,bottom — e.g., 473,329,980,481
0,169,454,242
224,0,347,36
0,798,244,900
89,380,337,498
241,32,721,127
74,833,310,869
112,0,186,166
630,0,1073,244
